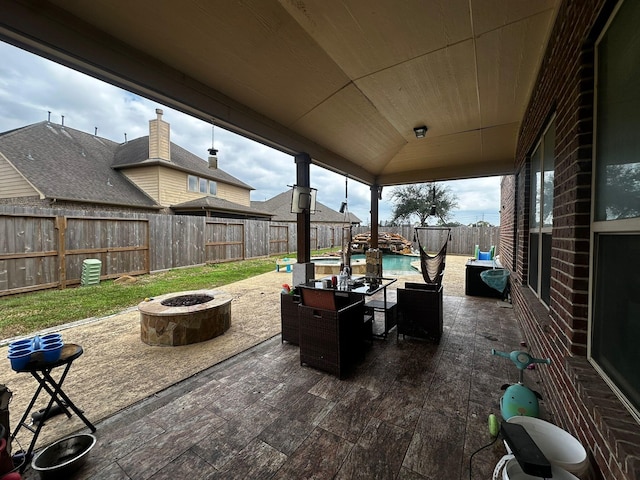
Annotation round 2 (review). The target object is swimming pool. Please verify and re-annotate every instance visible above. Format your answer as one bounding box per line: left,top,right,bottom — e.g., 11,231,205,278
312,254,419,275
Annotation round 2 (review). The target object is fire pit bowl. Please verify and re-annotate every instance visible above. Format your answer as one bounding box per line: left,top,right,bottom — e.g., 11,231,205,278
31,433,96,479
139,289,232,346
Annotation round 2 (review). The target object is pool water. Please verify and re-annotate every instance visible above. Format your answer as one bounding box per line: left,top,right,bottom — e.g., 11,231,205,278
312,254,419,275
353,254,419,275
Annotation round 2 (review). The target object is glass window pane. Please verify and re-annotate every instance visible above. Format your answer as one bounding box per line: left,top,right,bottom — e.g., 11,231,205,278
199,178,207,193
528,233,539,293
542,122,555,228
209,181,217,195
592,234,640,412
188,175,197,192
530,147,542,228
595,0,640,221
541,233,552,305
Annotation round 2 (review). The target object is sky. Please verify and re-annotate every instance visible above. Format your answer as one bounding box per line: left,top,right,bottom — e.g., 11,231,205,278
0,41,502,226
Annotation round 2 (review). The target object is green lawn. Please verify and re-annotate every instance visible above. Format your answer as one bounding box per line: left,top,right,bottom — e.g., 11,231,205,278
0,252,329,341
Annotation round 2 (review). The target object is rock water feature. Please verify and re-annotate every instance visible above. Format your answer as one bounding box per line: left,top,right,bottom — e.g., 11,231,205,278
138,290,232,346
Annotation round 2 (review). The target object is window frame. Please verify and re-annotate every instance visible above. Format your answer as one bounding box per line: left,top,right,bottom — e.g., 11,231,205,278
187,174,217,197
187,175,198,193
527,117,555,307
589,0,640,421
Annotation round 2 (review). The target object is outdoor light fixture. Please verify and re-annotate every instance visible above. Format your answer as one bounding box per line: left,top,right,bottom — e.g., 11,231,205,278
291,185,317,214
413,126,428,138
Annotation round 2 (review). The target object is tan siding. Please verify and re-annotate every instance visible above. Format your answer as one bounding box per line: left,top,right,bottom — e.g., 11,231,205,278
0,153,39,198
124,166,251,207
158,167,197,206
157,167,251,207
122,167,160,202
217,182,250,206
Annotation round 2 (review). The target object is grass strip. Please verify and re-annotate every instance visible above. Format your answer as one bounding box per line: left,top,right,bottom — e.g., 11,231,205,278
0,252,328,340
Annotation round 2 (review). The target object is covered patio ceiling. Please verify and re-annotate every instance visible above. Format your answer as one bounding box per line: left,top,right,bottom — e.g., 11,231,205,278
0,0,558,187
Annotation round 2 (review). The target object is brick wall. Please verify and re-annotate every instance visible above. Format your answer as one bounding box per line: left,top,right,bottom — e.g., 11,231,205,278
502,0,640,479
498,175,515,271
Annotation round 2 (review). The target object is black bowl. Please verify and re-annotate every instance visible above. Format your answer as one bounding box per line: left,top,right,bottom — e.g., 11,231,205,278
31,434,96,479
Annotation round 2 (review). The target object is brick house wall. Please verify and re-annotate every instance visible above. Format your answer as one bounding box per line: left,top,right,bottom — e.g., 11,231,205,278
498,175,516,271
501,1,640,479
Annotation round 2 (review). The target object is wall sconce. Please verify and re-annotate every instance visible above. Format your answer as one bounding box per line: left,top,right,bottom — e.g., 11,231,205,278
413,126,428,138
291,185,317,214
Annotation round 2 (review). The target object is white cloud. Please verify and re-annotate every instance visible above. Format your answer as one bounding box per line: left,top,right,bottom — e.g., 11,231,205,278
0,41,503,225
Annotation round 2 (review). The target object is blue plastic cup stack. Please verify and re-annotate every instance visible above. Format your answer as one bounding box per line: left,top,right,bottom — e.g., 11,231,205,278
7,334,64,371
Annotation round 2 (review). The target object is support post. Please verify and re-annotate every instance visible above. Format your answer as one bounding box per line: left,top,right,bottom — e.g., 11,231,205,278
370,184,381,249
295,153,311,263
292,153,315,286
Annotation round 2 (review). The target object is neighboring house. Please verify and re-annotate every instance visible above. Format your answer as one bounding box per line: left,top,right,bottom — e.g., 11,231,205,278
252,189,361,225
0,109,271,219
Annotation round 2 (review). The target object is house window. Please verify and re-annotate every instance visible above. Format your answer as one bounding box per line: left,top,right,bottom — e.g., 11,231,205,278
591,0,640,417
187,175,217,196
528,118,555,306
188,175,198,192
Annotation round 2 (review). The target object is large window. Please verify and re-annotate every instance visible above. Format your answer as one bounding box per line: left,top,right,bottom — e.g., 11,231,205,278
528,119,555,306
591,0,640,417
187,174,217,196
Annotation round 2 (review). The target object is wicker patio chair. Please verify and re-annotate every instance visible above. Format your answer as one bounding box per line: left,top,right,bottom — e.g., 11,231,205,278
396,282,443,343
298,287,366,379
280,290,301,345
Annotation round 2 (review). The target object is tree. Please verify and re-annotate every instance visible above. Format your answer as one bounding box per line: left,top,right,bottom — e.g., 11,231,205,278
390,183,459,226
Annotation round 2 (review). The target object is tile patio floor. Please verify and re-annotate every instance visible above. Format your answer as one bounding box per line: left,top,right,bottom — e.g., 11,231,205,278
20,293,530,480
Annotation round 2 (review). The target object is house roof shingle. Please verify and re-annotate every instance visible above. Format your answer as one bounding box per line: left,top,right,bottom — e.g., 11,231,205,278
252,189,361,224
0,122,159,208
172,196,272,219
113,138,254,190
0,119,259,216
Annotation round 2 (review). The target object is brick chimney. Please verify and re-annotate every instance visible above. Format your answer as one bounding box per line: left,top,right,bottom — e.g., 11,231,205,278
149,108,170,161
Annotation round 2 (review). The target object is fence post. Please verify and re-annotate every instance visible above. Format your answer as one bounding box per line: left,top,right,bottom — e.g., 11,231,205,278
55,216,67,289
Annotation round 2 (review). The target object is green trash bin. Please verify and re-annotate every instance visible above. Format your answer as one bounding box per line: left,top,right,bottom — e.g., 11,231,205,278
81,259,102,286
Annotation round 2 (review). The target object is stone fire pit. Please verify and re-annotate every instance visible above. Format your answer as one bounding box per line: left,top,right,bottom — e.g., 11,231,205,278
138,289,232,346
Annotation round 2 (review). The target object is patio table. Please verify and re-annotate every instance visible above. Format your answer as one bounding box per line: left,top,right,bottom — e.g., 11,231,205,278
306,276,398,337
10,343,96,470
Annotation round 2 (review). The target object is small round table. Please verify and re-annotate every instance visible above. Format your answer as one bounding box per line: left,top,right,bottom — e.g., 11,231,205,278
10,343,96,471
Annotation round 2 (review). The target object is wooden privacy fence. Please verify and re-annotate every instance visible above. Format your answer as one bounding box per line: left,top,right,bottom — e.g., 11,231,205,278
0,207,501,296
352,225,500,255
206,221,244,263
0,213,149,296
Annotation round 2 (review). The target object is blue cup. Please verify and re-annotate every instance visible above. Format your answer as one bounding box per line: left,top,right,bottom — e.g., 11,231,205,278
8,344,32,355
8,350,32,371
41,342,64,363
8,338,32,350
40,334,62,343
